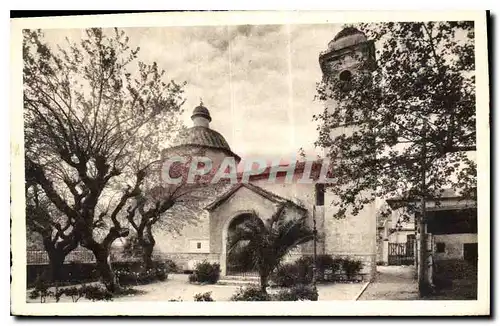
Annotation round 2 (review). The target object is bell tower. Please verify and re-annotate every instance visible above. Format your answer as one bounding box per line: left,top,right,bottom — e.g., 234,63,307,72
318,27,377,146
318,27,379,281
319,27,376,87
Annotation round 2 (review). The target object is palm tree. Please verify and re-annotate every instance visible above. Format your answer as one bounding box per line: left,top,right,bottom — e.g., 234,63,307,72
227,204,314,293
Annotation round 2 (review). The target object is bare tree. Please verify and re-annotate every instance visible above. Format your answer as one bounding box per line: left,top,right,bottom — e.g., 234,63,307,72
124,158,230,270
23,28,185,291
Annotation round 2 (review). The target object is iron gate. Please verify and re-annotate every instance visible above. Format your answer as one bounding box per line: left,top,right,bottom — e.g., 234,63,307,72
388,241,415,265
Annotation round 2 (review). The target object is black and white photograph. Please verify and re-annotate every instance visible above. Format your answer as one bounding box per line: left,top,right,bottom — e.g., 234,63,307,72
9,11,490,316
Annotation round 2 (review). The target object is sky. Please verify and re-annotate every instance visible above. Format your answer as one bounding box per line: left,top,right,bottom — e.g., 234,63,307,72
41,23,343,162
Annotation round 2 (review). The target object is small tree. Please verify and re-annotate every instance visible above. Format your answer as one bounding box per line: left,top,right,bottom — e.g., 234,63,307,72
227,204,314,293
124,157,229,270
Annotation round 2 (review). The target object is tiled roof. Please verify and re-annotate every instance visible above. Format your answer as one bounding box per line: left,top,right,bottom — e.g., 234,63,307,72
205,182,307,212
170,126,241,162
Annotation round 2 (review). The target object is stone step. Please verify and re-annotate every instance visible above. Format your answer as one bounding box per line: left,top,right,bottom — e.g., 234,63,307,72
221,275,259,281
218,276,259,286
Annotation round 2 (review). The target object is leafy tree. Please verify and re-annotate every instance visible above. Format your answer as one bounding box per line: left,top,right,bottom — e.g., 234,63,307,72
23,28,185,291
314,22,476,295
227,204,314,293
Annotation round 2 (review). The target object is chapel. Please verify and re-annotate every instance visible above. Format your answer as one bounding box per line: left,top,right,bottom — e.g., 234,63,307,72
153,27,379,279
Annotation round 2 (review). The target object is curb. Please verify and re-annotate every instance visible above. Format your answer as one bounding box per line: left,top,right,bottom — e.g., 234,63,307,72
354,281,371,301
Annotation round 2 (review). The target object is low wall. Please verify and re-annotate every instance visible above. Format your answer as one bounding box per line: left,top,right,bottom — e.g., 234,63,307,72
27,263,99,286
323,253,376,281
154,253,220,271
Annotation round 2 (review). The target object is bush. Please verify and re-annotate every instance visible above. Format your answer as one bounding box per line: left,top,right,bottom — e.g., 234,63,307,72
273,284,318,301
194,291,215,301
289,284,319,301
271,256,364,286
55,284,113,302
295,256,314,283
168,297,183,302
28,277,53,303
230,285,272,301
115,261,168,286
271,263,301,287
315,254,335,279
342,258,363,280
154,262,169,281
29,281,113,303
192,261,220,284
271,257,314,287
163,259,179,273
272,255,338,287
188,273,198,283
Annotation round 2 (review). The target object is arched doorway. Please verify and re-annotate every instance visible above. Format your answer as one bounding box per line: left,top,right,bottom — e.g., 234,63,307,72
223,212,263,277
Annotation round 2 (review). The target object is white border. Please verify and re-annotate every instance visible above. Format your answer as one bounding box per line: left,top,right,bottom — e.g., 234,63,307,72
10,10,490,316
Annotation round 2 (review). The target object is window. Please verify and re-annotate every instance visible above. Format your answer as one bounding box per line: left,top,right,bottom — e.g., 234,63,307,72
197,242,202,249
463,243,478,263
315,183,325,206
436,242,446,253
339,70,352,82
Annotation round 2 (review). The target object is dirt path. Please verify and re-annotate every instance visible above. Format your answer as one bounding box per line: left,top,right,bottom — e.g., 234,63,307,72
358,266,419,300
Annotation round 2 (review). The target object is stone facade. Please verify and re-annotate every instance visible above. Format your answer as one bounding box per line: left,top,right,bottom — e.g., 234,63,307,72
150,27,381,280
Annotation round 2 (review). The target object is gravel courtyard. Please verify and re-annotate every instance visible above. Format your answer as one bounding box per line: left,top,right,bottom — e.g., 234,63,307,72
27,274,366,302
357,266,419,300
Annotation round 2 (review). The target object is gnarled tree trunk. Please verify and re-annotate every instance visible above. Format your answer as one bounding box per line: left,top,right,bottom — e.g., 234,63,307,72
44,249,65,282
138,223,156,271
259,271,268,293
94,248,118,292
42,234,78,283
81,226,129,292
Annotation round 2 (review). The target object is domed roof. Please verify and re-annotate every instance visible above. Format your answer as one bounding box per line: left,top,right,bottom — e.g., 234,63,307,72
191,104,212,122
167,102,241,162
327,27,367,52
173,126,231,150
171,126,241,162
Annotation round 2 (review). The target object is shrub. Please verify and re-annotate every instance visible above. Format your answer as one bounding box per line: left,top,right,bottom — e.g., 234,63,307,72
193,261,220,284
230,285,272,301
272,255,335,287
271,256,313,287
188,273,198,283
163,259,179,273
271,263,301,287
58,284,113,302
273,284,318,301
28,277,53,303
194,291,215,301
153,262,169,281
30,282,113,303
295,256,314,283
271,255,363,286
289,284,319,301
115,261,168,286
315,254,336,281
168,297,183,302
342,258,363,280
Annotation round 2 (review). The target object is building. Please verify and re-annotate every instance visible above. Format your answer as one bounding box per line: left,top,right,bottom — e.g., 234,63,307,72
379,189,477,266
153,27,379,280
